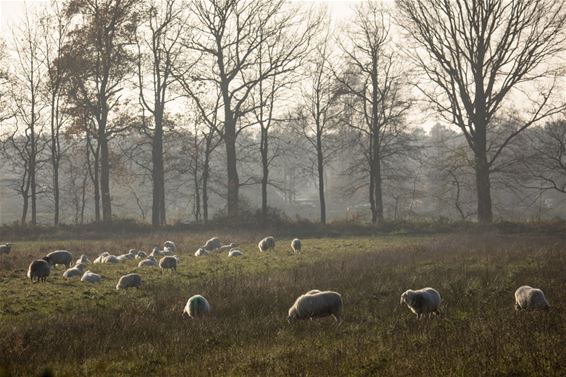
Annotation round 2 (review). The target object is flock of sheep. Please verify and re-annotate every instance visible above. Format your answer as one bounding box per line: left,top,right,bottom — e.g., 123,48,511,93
0,238,552,323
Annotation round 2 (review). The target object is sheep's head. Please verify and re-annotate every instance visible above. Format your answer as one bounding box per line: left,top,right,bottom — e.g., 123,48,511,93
42,256,52,265
400,290,413,306
287,308,298,324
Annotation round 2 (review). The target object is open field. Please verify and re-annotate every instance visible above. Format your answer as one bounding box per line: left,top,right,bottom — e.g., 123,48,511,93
0,232,565,376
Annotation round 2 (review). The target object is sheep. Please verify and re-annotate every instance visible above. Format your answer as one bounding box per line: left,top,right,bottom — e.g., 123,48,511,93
228,249,244,257
258,236,276,252
514,285,550,311
291,239,301,254
288,290,343,324
400,288,442,319
46,250,73,268
135,251,147,260
218,243,237,252
63,263,86,279
116,253,134,262
150,246,164,257
164,241,176,252
138,256,158,267
194,248,209,257
27,257,51,282
0,243,12,254
203,237,221,252
306,289,321,295
116,273,142,290
76,255,90,265
159,256,177,272
93,252,110,264
81,270,102,283
182,295,210,318
102,254,119,264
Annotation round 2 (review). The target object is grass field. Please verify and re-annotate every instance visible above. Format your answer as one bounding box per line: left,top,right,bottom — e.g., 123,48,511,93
0,232,565,377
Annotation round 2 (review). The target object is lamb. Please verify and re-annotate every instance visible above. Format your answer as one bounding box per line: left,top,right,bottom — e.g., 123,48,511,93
288,290,343,324
81,270,102,283
194,248,208,257
258,236,276,252
400,288,442,319
27,257,51,282
514,285,550,311
63,263,86,279
182,295,210,318
291,239,301,254
203,237,221,252
76,255,90,265
135,251,147,260
93,252,110,264
138,256,158,267
116,273,142,290
0,243,12,254
46,250,73,268
159,256,177,272
228,249,244,257
163,241,176,252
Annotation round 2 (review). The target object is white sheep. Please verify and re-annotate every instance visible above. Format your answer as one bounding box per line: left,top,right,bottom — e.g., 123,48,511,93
400,288,442,319
81,270,102,283
288,290,343,324
116,253,134,262
194,248,209,257
76,255,90,265
228,249,244,257
0,243,12,254
46,250,73,268
150,246,164,257
138,256,158,267
182,295,210,318
102,254,119,264
514,285,550,311
63,263,86,279
116,273,142,290
27,257,51,282
164,241,176,252
135,251,147,260
93,252,110,264
159,256,177,272
218,243,237,252
291,239,301,254
203,237,221,252
258,236,276,252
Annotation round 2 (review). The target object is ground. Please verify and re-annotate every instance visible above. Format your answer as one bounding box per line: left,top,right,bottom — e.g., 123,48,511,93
0,232,564,376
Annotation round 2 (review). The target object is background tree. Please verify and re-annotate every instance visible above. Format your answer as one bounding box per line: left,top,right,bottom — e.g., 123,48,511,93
397,0,566,223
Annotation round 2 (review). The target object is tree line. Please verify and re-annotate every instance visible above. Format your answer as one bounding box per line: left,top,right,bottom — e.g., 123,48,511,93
0,0,565,227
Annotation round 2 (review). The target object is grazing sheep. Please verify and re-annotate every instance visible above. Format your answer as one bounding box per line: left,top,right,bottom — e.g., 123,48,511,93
194,248,208,257
203,237,221,252
159,256,177,272
102,254,119,264
288,290,343,324
116,273,142,290
400,288,442,319
116,253,134,261
150,246,163,257
27,257,51,282
228,249,244,257
515,285,550,311
135,251,147,260
291,239,301,254
138,256,158,267
218,243,237,252
182,295,210,318
258,236,276,252
63,263,86,279
76,255,90,265
164,241,176,252
81,270,102,283
93,252,110,264
46,250,73,268
0,243,12,254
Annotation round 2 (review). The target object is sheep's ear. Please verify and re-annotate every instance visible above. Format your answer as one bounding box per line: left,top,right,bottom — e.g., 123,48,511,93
400,293,405,305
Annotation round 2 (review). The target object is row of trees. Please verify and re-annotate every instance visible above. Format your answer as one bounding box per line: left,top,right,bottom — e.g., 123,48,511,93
0,0,565,226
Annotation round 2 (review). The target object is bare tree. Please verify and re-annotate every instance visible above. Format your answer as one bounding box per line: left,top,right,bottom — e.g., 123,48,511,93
397,0,566,223
335,2,412,224
187,0,319,217
136,0,187,227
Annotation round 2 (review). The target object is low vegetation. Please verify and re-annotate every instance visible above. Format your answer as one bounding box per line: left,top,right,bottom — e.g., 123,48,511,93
0,232,564,376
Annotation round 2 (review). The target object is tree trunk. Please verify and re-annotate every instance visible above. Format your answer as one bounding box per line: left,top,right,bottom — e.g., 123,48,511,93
225,114,239,217
152,116,165,227
317,133,326,225
260,127,268,220
475,153,492,223
99,132,112,223
202,136,211,224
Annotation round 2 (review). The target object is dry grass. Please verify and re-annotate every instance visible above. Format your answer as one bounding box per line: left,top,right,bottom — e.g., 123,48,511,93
0,232,564,376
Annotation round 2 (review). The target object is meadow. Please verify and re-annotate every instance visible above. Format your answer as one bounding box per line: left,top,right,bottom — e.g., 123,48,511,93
0,231,564,376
